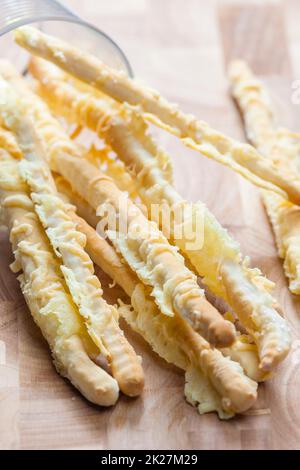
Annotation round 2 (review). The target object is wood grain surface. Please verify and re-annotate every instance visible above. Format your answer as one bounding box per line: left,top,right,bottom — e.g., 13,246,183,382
1,0,300,450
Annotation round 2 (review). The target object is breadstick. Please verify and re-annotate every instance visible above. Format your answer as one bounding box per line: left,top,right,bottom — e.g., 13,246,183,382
68,210,258,415
229,60,300,294
109,112,290,371
29,57,171,200
0,76,144,397
52,178,269,383
14,26,300,203
65,180,271,381
54,174,100,228
54,153,236,347
0,63,236,348
0,143,119,406
31,61,290,372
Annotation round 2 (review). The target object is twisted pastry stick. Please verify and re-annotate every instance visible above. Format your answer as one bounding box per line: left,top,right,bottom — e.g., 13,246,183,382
14,26,300,203
29,58,172,201
0,77,144,397
30,59,291,373
68,188,267,381
68,210,258,416
0,63,236,348
0,142,119,406
56,176,265,382
54,154,236,347
229,60,300,294
85,145,141,201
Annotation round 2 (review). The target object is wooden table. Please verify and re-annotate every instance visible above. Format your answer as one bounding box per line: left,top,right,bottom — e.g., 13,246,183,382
1,0,300,450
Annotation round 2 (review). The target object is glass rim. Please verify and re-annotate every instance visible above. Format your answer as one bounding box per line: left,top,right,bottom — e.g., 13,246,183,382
0,16,134,78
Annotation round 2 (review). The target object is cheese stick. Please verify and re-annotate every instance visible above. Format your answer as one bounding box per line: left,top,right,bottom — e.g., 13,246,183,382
14,26,300,203
28,58,172,200
68,210,258,415
53,153,236,347
30,60,291,372
0,63,236,348
229,60,300,294
29,58,173,186
0,77,144,397
108,113,290,371
55,176,265,383
0,142,119,406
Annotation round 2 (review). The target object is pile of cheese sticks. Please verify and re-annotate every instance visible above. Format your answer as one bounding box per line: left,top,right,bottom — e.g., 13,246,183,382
0,26,295,419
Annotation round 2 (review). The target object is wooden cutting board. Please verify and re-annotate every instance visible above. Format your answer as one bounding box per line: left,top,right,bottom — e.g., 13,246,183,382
1,0,300,450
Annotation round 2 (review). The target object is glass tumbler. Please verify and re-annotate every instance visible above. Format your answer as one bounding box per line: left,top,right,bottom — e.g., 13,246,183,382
0,0,133,75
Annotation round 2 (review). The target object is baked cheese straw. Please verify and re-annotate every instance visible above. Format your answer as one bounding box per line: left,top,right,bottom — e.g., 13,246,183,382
14,26,300,203
28,57,173,198
0,143,119,406
53,153,237,347
52,176,265,382
108,114,291,371
67,211,258,415
31,61,290,372
0,126,22,159
0,78,144,397
229,60,300,294
85,145,141,201
54,174,100,228
38,62,173,183
0,64,236,348
60,179,274,380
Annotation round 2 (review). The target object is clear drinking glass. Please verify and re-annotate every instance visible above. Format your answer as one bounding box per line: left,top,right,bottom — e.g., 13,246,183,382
0,0,133,75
